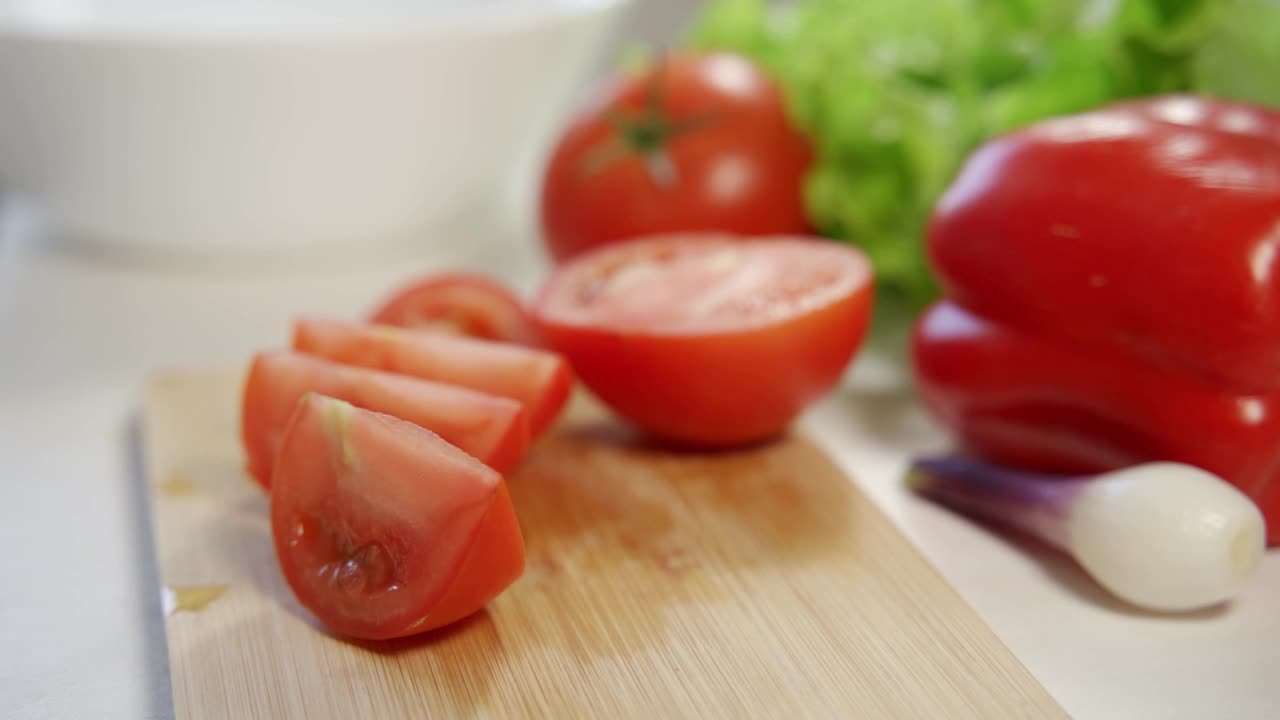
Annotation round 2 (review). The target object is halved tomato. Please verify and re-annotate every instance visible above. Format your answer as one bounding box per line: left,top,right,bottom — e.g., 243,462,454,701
293,317,573,437
369,273,539,345
241,351,528,487
270,394,524,639
531,234,874,447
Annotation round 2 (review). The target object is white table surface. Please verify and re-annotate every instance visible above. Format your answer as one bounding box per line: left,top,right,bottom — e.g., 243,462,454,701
2,200,1277,720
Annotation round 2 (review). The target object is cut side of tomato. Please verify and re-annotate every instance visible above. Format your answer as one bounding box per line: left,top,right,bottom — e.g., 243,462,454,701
532,234,874,447
270,394,525,639
241,351,528,487
292,317,573,438
369,272,539,345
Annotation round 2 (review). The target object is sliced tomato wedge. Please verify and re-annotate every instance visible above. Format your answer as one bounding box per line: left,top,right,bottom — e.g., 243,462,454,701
241,351,528,487
369,272,539,345
293,317,573,437
270,394,525,639
532,234,874,447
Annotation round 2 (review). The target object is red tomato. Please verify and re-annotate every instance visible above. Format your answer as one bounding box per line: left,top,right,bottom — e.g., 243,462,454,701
369,273,538,345
293,317,574,437
531,234,873,447
271,394,524,639
539,52,813,262
241,351,528,487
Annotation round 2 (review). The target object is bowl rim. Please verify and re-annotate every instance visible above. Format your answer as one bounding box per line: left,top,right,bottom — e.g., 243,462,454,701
0,0,630,44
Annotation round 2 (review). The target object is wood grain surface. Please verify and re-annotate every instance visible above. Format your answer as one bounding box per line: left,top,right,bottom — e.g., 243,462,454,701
141,369,1065,719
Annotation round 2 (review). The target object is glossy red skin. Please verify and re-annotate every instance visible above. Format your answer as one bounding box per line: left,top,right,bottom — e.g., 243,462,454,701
540,52,813,263
271,394,524,640
293,317,574,437
532,236,873,448
370,273,539,345
913,301,1280,545
928,95,1280,393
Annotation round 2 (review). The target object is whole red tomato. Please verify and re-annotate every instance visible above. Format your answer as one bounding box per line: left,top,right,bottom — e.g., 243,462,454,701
539,53,814,262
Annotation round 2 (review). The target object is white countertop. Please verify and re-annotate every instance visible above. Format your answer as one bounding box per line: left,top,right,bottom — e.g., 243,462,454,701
2,203,1277,720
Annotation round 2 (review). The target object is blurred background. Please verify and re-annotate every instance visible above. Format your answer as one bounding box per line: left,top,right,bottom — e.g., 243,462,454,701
3,0,1278,360
0,0,692,257
4,0,1279,386
4,0,1277,283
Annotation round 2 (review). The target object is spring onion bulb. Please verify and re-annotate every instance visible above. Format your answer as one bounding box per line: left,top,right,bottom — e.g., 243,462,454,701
907,457,1266,612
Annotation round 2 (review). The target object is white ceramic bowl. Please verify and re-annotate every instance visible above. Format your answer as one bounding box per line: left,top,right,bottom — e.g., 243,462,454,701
0,0,628,256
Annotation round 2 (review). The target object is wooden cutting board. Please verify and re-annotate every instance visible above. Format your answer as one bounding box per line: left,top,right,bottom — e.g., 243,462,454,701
141,369,1065,719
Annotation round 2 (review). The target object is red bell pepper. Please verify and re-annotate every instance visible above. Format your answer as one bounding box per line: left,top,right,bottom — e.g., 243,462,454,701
918,95,1280,544
928,95,1280,393
913,302,1280,545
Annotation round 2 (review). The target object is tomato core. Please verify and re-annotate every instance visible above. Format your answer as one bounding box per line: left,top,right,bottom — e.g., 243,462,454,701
290,514,402,599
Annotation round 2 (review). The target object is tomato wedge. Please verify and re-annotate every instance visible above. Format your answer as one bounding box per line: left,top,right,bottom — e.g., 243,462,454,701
369,273,539,345
293,318,573,438
532,234,874,447
241,351,528,487
271,394,524,639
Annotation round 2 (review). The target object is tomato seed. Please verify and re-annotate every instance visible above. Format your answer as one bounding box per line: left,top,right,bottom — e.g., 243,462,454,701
320,541,397,597
336,559,366,594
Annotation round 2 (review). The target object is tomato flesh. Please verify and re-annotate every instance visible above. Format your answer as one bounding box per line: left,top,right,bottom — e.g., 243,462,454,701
369,272,538,345
293,317,573,437
271,394,524,639
532,234,873,447
241,351,529,487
